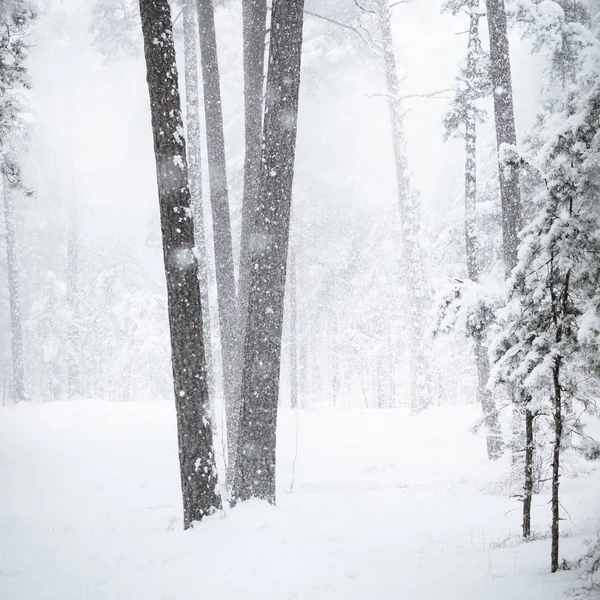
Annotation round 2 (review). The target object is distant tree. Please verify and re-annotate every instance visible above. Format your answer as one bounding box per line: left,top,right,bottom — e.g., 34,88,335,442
182,0,216,414
288,244,298,410
442,0,503,459
196,0,238,464
232,0,306,504
138,0,221,527
90,0,141,62
2,177,25,403
0,0,34,404
485,0,522,273
376,0,432,413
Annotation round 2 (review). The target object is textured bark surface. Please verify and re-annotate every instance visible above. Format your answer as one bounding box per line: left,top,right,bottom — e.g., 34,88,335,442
551,359,562,572
183,0,215,412
378,0,431,414
232,0,305,504
238,0,267,301
485,0,522,274
3,178,25,403
522,405,533,539
196,0,238,451
139,0,221,528
227,0,268,487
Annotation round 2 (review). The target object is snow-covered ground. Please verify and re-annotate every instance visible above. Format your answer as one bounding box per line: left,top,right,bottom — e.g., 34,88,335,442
1,401,598,599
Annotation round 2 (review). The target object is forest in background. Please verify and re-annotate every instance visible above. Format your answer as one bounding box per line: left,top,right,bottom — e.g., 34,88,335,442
1,0,600,586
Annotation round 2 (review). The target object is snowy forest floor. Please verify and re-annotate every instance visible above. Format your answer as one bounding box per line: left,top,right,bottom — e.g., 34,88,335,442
1,402,599,599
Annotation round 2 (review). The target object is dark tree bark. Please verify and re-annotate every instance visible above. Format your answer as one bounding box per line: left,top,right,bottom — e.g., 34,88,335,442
238,0,267,302
196,0,238,449
183,0,216,412
232,0,306,504
484,0,523,274
522,403,534,538
377,0,431,414
3,177,24,403
551,358,562,572
138,0,221,528
227,0,268,487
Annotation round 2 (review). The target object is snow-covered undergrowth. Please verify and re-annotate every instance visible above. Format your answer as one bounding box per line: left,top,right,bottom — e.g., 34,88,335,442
1,401,598,599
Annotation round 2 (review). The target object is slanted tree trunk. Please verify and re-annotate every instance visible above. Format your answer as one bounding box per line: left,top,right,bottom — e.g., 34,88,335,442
463,4,503,460
183,0,216,412
484,0,522,273
289,244,298,410
3,177,25,403
377,0,431,414
196,0,238,450
139,0,221,528
227,0,269,487
232,0,305,504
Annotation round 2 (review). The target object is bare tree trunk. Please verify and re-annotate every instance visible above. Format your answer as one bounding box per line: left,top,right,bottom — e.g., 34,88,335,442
67,187,80,398
484,0,522,274
196,0,238,450
183,0,216,413
289,245,298,410
227,0,268,487
299,335,308,409
330,312,339,408
139,0,221,528
377,0,431,414
232,0,305,504
485,0,530,520
3,177,25,403
551,358,562,572
522,404,533,538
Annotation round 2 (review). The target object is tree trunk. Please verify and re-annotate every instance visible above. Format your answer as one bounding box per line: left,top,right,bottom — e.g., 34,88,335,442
463,5,503,458
139,0,221,528
289,244,298,410
377,0,431,414
299,335,308,409
196,0,238,453
3,177,25,403
484,0,522,274
522,404,534,539
227,0,268,487
67,188,80,398
330,312,339,408
232,0,305,504
183,0,216,414
551,358,562,572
